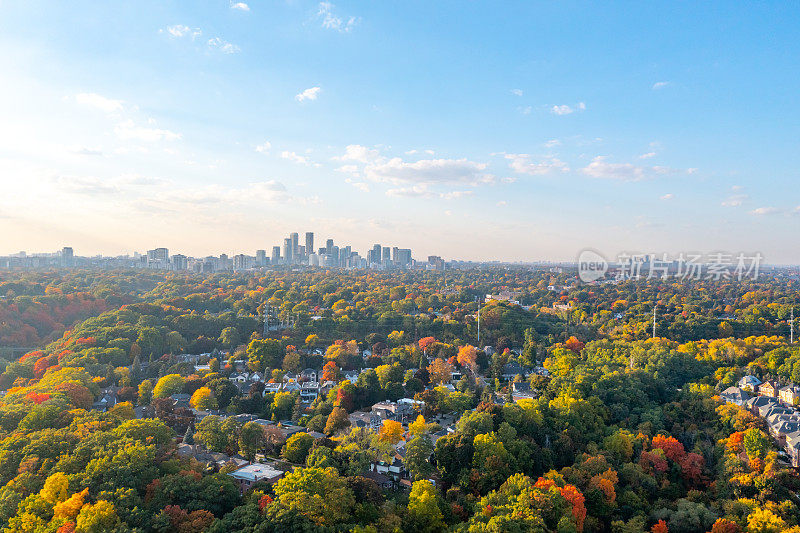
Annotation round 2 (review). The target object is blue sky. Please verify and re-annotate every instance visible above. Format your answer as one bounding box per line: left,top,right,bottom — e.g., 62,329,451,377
1,1,798,262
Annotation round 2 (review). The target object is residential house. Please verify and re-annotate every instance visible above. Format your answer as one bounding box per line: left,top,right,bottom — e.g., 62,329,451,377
91,391,119,412
512,382,538,402
300,382,320,403
501,362,529,381
720,386,751,406
349,411,382,431
263,382,282,395
738,375,762,392
786,431,800,467
300,368,318,382
759,381,778,398
779,385,800,406
343,370,360,384
228,464,284,493
170,393,191,409
231,372,249,384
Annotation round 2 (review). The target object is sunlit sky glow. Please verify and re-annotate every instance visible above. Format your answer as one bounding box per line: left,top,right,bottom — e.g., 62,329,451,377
1,2,799,262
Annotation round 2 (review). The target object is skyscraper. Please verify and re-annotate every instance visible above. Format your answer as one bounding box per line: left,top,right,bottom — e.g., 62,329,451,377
271,246,281,264
325,239,334,255
256,249,266,267
305,232,314,260
283,239,291,264
290,233,299,263
61,246,73,267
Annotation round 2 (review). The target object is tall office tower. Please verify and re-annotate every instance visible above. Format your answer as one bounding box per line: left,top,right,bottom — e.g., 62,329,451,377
256,249,266,267
271,246,281,264
382,247,391,263
290,233,299,263
326,239,334,254
171,254,188,270
330,246,339,267
395,248,412,267
61,246,74,267
339,248,348,267
305,232,314,258
392,247,399,263
283,239,291,264
146,247,169,269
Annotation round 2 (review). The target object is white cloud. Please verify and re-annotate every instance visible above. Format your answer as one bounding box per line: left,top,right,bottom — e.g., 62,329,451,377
164,24,202,39
75,93,123,114
722,194,747,207
544,139,561,148
365,157,489,185
660,193,674,201
114,119,181,142
505,153,569,176
750,207,779,216
440,190,473,200
652,81,671,90
511,89,523,96
281,151,318,166
581,156,644,180
519,106,532,115
336,164,360,175
318,2,359,32
344,178,369,192
386,185,433,198
334,144,378,163
295,86,321,102
255,141,271,153
496,200,508,207
639,152,657,159
231,2,250,11
207,37,240,53
551,102,585,115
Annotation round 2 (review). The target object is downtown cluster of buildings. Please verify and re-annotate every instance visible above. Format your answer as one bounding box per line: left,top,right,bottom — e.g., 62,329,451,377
0,234,448,272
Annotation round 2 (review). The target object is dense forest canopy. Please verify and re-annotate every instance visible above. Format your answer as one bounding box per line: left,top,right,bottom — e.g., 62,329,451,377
0,266,797,532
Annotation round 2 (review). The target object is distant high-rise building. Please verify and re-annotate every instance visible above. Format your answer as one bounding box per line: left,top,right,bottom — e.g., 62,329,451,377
283,239,291,264
61,247,74,267
305,232,314,259
290,233,299,263
395,248,412,267
325,239,334,254
382,247,391,262
271,246,281,264
146,248,169,269
427,255,445,270
256,249,266,267
172,254,188,270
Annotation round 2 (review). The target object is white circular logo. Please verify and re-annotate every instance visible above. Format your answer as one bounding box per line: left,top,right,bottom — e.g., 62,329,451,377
578,249,608,282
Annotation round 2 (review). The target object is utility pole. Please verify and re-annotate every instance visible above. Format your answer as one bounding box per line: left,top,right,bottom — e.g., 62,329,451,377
652,305,657,339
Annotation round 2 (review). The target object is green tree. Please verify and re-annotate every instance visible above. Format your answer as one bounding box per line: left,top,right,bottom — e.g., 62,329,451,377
138,379,153,405
404,435,435,480
238,421,265,461
282,433,314,464
406,480,444,532
272,467,355,526
153,374,185,399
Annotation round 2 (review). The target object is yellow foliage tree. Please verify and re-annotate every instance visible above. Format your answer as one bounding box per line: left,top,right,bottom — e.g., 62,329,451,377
378,420,404,444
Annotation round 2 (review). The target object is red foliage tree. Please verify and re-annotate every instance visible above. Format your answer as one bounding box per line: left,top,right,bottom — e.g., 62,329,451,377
651,519,668,533
651,434,686,461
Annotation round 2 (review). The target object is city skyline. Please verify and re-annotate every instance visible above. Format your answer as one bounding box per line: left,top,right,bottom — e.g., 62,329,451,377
1,3,799,261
